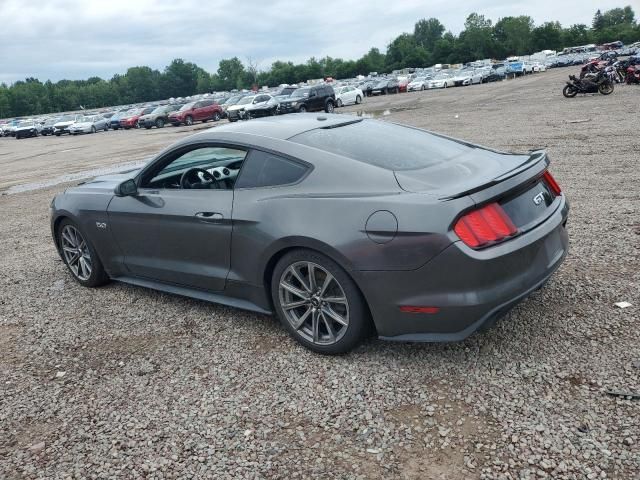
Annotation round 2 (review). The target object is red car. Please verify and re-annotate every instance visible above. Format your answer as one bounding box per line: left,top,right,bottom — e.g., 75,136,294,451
120,106,155,129
397,78,410,92
169,99,223,126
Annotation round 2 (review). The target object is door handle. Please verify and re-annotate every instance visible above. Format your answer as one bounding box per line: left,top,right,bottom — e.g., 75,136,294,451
195,212,224,223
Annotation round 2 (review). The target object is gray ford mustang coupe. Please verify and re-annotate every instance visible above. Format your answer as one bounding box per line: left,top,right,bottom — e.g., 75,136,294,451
51,114,569,354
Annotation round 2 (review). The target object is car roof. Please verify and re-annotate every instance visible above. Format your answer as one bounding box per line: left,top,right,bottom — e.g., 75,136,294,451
191,113,360,142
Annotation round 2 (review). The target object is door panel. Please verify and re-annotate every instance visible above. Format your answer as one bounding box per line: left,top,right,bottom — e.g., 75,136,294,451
107,189,233,291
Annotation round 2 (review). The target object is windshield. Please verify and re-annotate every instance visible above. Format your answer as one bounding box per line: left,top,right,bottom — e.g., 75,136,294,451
223,95,242,105
80,116,93,122
179,102,195,112
126,108,141,116
58,115,75,122
18,121,34,127
412,77,426,82
434,73,450,79
45,118,59,125
375,80,388,87
151,106,166,114
237,96,255,105
290,88,310,98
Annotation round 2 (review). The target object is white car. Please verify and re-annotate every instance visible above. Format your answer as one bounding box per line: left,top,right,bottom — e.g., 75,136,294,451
452,69,483,86
53,114,85,136
333,86,364,107
407,77,431,91
68,115,110,135
428,73,455,89
243,93,280,118
522,62,535,74
532,62,546,72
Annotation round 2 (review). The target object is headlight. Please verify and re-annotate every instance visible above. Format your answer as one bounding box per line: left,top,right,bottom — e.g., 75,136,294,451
291,102,298,106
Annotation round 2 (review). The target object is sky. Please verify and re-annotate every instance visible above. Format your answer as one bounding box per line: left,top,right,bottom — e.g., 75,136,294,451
0,0,628,84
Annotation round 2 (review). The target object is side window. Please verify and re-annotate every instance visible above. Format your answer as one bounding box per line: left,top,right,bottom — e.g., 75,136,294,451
236,150,309,189
202,100,214,107
143,146,247,189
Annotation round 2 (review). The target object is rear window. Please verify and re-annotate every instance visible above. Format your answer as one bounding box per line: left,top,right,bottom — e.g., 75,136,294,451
236,150,308,188
289,120,472,171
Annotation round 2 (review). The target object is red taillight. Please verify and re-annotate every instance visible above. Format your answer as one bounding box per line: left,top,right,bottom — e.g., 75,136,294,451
542,171,562,196
454,202,518,248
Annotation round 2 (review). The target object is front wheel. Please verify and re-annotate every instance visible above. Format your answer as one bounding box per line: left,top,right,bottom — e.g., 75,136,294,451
185,116,193,126
336,98,343,107
298,105,307,113
562,85,578,98
598,83,614,95
212,112,221,122
355,95,362,104
272,249,370,354
325,101,334,113
57,220,109,288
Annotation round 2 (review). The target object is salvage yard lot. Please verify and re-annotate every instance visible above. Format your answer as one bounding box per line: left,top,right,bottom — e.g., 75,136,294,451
1,67,638,479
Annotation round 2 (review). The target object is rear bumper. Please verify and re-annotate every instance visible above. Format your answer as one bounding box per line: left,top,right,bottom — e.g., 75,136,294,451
357,197,569,341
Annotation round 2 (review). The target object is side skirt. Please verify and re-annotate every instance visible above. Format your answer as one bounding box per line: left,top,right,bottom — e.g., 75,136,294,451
113,275,273,315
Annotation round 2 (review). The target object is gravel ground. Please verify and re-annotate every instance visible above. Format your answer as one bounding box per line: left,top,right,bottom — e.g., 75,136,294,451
1,68,639,479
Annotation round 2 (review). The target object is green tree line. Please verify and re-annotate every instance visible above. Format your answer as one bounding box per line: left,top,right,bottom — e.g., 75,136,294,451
1,6,637,118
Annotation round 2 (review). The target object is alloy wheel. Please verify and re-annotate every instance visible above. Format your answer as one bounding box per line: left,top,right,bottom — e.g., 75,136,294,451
60,225,92,281
279,261,349,346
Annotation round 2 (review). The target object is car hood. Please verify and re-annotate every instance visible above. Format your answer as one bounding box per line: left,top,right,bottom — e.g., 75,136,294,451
227,104,247,111
16,125,37,131
394,145,546,199
54,121,75,127
70,122,91,128
72,168,143,194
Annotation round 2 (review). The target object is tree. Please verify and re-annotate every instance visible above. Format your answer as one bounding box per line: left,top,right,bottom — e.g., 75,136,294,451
593,9,605,30
414,18,445,50
531,21,563,52
456,13,495,62
493,16,534,56
216,57,245,90
563,24,592,47
162,59,200,97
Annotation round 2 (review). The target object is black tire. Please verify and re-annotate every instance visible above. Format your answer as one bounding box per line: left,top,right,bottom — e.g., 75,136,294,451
355,95,362,104
185,116,193,126
55,132,61,136
420,85,425,91
156,118,165,128
325,100,334,113
271,249,370,354
57,219,109,288
135,121,140,129
598,83,614,95
562,85,578,98
298,105,307,113
104,124,109,131
336,98,343,107
145,125,152,129
212,112,221,122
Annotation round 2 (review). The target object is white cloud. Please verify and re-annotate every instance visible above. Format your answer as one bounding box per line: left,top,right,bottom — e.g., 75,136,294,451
0,0,628,83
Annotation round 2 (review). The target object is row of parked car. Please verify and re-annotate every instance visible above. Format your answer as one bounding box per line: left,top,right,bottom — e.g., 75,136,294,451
1,57,555,139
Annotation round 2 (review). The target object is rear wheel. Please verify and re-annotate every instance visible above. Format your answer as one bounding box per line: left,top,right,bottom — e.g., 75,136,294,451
598,83,614,95
325,101,334,113
185,116,193,126
57,220,109,288
562,85,578,98
272,249,369,354
91,126,96,134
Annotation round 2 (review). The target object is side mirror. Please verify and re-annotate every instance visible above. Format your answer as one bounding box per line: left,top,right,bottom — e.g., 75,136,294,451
115,179,138,197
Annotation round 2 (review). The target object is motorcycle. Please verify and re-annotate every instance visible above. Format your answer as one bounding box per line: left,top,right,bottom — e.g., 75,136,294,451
626,66,640,85
562,72,614,98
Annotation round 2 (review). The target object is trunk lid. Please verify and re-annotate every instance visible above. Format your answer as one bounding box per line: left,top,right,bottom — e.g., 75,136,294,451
394,149,546,199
